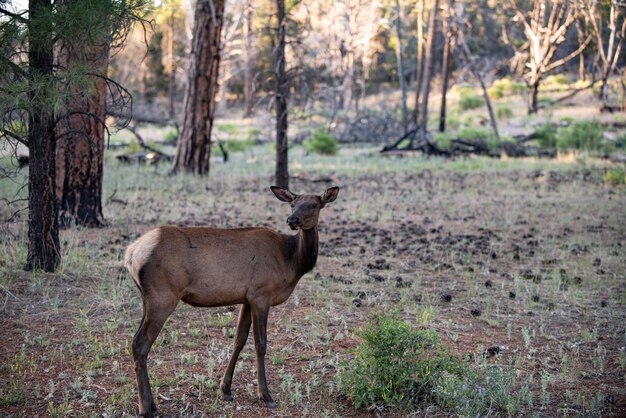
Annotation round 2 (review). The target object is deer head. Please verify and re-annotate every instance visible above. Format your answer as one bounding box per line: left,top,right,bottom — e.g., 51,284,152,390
270,186,339,230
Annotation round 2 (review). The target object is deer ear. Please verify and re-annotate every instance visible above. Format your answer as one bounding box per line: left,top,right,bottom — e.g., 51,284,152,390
271,186,297,202
320,186,339,206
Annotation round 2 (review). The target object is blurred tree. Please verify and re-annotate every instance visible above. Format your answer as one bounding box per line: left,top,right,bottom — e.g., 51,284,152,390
505,0,591,113
172,0,225,175
584,0,625,100
275,0,289,189
418,0,438,141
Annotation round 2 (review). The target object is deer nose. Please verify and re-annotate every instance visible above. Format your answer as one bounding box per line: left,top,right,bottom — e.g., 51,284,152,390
287,215,301,227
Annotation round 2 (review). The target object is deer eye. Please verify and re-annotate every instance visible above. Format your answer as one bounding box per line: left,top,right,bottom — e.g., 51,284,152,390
312,203,318,208
290,203,294,208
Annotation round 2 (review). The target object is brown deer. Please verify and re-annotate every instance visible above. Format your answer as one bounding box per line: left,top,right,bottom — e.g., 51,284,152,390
125,186,339,417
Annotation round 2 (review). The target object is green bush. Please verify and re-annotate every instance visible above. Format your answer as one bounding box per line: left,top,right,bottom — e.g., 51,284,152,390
458,126,489,141
458,90,483,110
224,139,254,153
535,122,558,148
337,311,464,409
487,86,504,100
490,77,526,96
496,106,513,119
603,168,625,186
545,74,568,86
434,132,452,150
303,129,338,155
556,120,604,151
162,127,178,142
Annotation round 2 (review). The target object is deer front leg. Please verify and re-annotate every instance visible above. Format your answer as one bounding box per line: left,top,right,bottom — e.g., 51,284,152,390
221,304,252,401
251,303,277,408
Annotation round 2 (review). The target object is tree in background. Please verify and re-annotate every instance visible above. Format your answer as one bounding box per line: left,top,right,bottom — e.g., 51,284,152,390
584,0,625,101
55,0,144,228
274,0,289,189
506,0,591,114
0,0,147,270
418,0,439,141
243,0,255,117
172,0,225,175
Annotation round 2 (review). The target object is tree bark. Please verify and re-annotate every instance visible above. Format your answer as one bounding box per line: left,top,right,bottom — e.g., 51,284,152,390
439,0,453,132
418,0,439,142
243,0,254,118
26,0,60,271
411,0,425,126
55,39,109,228
394,0,408,135
172,0,225,175
527,79,540,114
274,0,289,189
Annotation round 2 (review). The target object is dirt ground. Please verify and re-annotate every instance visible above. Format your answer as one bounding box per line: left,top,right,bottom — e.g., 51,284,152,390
1,143,625,417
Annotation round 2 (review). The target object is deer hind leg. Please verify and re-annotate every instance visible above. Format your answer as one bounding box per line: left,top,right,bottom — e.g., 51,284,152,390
132,292,179,417
251,303,277,408
221,304,252,401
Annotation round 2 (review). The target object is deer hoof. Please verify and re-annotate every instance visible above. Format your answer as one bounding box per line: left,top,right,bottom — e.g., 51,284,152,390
223,393,234,402
261,398,277,409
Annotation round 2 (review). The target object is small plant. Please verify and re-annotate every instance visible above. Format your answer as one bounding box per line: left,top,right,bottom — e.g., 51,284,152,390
337,311,463,409
535,122,558,148
496,106,513,119
433,132,452,150
457,126,489,141
545,74,569,86
162,127,178,142
303,129,338,155
603,167,625,186
458,90,483,110
556,120,604,151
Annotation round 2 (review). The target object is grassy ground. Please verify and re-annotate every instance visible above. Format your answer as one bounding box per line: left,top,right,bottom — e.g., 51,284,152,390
1,144,625,417
1,83,625,417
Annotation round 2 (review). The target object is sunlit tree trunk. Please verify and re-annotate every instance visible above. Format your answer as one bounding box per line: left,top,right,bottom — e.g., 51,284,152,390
172,0,225,175
275,0,289,189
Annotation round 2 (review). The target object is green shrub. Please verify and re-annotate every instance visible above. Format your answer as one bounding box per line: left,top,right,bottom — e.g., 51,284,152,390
224,139,254,153
545,74,568,86
434,364,527,416
496,106,513,119
162,127,178,142
487,86,504,100
458,91,483,110
434,132,452,150
217,123,238,134
337,311,464,409
303,129,338,155
603,168,625,186
535,122,558,148
491,77,526,96
556,120,603,151
458,126,489,141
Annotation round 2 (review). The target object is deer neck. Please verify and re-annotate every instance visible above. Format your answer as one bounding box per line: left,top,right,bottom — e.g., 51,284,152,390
291,226,319,278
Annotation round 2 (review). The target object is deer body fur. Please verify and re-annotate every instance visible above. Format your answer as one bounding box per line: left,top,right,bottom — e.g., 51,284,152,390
125,186,338,417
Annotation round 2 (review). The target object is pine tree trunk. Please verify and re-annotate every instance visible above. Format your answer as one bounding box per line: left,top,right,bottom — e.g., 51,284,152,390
275,0,289,189
172,0,225,175
394,0,408,135
419,0,439,141
55,41,109,228
411,0,425,126
439,0,453,133
243,0,254,118
26,0,60,272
